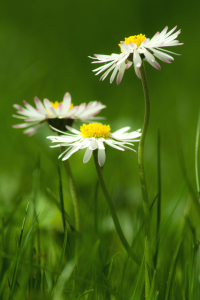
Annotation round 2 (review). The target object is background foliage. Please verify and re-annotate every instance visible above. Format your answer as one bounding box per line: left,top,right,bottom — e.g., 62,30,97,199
0,0,200,299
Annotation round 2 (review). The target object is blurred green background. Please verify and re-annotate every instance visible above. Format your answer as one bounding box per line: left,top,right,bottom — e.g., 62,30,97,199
0,0,198,228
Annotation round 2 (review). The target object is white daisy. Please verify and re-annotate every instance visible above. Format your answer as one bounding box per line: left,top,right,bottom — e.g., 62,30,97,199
47,123,141,166
13,92,106,136
89,26,183,84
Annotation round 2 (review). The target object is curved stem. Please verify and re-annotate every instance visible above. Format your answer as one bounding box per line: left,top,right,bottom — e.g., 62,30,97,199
138,62,151,300
93,150,141,265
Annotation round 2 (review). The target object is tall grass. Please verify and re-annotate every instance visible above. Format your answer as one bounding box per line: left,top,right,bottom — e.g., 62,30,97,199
1,123,200,300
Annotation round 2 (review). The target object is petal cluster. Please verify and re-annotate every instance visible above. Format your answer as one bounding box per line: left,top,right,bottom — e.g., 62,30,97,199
89,26,183,84
13,92,106,136
47,124,141,166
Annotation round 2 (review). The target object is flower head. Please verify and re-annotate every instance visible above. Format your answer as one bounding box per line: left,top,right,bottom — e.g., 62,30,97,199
47,123,141,166
89,26,183,84
13,92,106,136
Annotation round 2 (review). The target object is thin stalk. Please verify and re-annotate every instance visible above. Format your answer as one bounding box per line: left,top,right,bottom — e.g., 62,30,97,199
154,129,161,267
93,150,141,265
62,159,80,233
138,61,151,300
58,167,66,231
9,203,30,300
93,180,99,235
62,157,80,266
54,228,68,291
195,111,200,199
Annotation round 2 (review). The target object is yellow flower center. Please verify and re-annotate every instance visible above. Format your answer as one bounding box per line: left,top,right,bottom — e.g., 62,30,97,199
80,123,111,139
46,101,73,115
119,34,146,51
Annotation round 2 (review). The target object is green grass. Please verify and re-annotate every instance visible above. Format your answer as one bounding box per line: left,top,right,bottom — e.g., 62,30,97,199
1,131,200,300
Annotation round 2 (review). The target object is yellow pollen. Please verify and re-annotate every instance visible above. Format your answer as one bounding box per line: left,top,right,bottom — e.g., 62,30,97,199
50,101,60,109
80,123,111,139
46,101,73,115
119,34,146,51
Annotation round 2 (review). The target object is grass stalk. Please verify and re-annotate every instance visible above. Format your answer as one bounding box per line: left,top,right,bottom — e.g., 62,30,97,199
138,61,151,299
154,130,161,267
62,159,80,233
178,138,200,215
54,228,68,291
46,187,75,231
58,167,66,231
9,203,29,299
195,111,200,199
164,237,183,300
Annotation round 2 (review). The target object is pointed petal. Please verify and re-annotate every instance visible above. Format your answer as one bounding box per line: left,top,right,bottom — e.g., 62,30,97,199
98,149,106,166
83,147,93,163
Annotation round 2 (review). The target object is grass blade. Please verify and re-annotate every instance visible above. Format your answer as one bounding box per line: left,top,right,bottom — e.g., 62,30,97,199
54,227,68,290
9,203,30,299
53,259,76,300
76,289,94,300
58,167,66,231
178,137,200,216
130,254,145,300
195,111,200,198
46,187,75,231
154,129,161,267
164,236,183,300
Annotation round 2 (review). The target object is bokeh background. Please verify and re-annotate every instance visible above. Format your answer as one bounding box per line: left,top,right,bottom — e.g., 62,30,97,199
0,0,198,232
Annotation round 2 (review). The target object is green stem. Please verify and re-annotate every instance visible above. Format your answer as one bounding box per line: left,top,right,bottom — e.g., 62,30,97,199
93,151,141,265
138,62,151,300
195,111,200,199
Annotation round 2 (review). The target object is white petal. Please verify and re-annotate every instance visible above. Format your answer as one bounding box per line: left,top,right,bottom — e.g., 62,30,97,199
59,147,71,159
143,49,155,63
98,149,106,166
65,125,81,134
34,97,46,114
104,140,125,151
100,63,118,81
120,42,130,53
62,145,81,160
117,62,126,85
83,147,93,163
134,65,141,79
112,127,131,135
56,102,63,115
89,139,99,150
97,139,105,149
133,50,142,68
110,65,120,83
63,92,71,114
150,48,173,63
43,99,55,116
13,122,33,128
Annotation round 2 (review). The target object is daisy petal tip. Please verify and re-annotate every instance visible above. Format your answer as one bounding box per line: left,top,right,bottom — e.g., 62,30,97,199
34,96,40,102
64,92,71,97
116,74,122,85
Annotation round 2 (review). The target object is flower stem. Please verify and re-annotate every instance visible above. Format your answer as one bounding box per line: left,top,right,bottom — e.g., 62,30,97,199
138,61,151,300
93,150,141,265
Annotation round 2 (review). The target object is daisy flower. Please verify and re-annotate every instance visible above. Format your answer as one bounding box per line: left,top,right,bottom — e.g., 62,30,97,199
13,92,106,136
89,26,183,84
47,123,141,166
